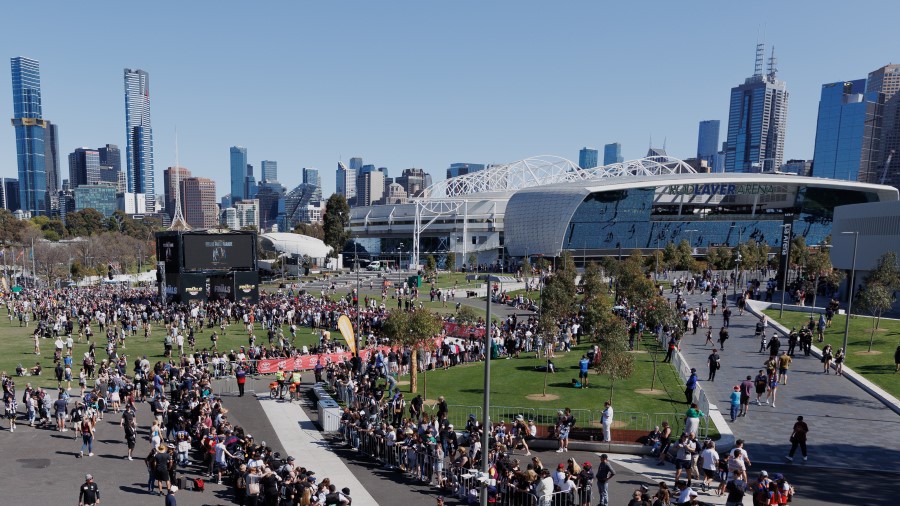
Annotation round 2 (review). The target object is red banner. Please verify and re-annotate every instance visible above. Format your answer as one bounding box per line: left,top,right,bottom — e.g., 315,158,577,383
255,346,391,374
443,322,485,339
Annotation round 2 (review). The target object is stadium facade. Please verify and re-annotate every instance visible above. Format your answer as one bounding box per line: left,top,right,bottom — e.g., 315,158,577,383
348,156,898,268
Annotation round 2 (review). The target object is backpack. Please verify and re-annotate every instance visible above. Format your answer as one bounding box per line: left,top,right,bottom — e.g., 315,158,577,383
193,477,205,492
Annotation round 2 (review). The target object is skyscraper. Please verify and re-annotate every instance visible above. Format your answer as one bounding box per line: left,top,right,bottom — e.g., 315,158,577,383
811,79,880,181
260,160,277,182
867,64,900,186
181,177,218,229
230,146,248,201
578,147,599,169
603,143,624,165
697,120,720,168
725,44,789,173
446,163,485,179
68,148,101,187
349,157,363,171
336,161,356,203
98,144,121,173
44,121,60,196
396,168,431,197
124,68,155,211
0,178,20,212
357,170,385,206
163,166,192,220
245,163,257,199
10,57,51,215
302,168,322,205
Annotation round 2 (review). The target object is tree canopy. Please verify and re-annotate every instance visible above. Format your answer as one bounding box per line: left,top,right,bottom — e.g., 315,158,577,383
322,193,350,257
382,308,443,393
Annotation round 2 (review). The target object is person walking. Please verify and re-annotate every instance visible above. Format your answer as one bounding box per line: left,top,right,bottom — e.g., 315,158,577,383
707,349,720,381
739,375,753,418
600,401,613,442
685,368,698,404
822,344,834,374
786,415,809,462
777,351,792,385
78,474,100,506
754,370,768,405
594,453,615,506
79,415,95,458
165,485,178,506
834,348,846,376
718,327,729,350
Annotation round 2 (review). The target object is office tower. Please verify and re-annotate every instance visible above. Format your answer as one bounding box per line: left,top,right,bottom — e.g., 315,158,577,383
725,44,789,173
867,64,900,186
44,121,60,195
98,144,122,174
446,163,486,179
255,180,286,230
578,148,599,169
181,177,218,228
68,148,102,188
74,185,118,217
231,199,260,230
302,167,322,204
357,170,385,206
124,68,155,211
697,120,720,168
811,79,880,181
261,160,277,183
348,157,363,171
603,143,624,165
0,178,20,212
10,57,52,215
245,164,257,200
163,166,192,220
229,146,248,201
336,161,356,202
396,168,430,197
782,159,812,177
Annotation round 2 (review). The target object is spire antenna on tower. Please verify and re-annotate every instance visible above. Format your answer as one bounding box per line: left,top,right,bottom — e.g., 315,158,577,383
754,42,765,77
168,128,191,231
767,45,778,81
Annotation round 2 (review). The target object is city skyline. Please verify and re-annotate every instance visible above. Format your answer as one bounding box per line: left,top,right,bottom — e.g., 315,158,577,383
3,2,900,200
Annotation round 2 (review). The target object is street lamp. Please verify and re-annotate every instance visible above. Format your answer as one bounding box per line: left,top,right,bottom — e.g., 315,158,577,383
398,243,404,291
841,231,859,357
730,225,743,296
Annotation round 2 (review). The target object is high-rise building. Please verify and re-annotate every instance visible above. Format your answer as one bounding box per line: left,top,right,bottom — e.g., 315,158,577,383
260,160,277,183
255,180,286,230
336,161,357,203
725,44,789,173
697,120,720,168
0,178,20,212
867,64,900,187
446,163,485,179
10,57,51,215
578,148,599,169
396,168,430,197
231,199,259,230
68,148,102,188
181,177,218,229
811,79,880,181
244,163,257,200
302,167,322,205
44,121,60,196
98,144,121,174
603,143,624,165
782,159,813,177
357,170,385,206
124,68,155,211
229,146,248,201
74,184,118,217
163,166,192,220
348,157,363,171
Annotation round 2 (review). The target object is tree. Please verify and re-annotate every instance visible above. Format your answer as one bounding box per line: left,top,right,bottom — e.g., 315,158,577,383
381,308,443,394
456,305,479,324
322,193,350,258
675,240,698,272
615,252,655,303
857,283,894,352
33,240,72,286
425,255,437,274
0,209,26,246
65,209,107,237
293,222,324,240
862,252,900,331
445,252,456,272
581,261,604,302
661,242,678,272
789,236,809,281
595,321,634,402
467,253,477,271
705,246,733,271
804,239,835,308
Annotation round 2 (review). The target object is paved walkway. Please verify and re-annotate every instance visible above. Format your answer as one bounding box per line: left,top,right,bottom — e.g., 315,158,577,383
256,392,379,505
672,289,900,471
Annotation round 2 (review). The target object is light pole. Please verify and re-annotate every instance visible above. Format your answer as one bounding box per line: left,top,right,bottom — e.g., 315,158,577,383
685,229,698,265
480,271,492,506
398,243,404,291
841,231,859,357
655,238,660,281
730,225,743,296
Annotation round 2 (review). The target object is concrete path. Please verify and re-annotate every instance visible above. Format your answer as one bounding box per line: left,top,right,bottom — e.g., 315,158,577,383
671,289,900,472
256,393,379,505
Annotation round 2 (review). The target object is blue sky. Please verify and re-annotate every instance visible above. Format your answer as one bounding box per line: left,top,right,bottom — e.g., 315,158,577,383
1,1,898,198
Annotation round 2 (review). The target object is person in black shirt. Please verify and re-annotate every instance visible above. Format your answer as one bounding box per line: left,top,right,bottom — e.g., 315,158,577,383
121,404,137,460
78,474,100,506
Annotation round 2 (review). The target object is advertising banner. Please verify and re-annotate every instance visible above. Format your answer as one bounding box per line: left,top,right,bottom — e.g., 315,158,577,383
442,322,485,339
255,346,390,374
209,275,233,302
179,273,208,303
156,232,182,273
183,233,255,271
233,271,260,303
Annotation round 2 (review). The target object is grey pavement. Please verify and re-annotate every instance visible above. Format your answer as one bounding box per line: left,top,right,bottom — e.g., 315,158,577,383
671,289,900,472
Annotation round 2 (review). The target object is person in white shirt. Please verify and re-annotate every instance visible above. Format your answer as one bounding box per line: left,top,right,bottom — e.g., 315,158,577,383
552,463,566,488
698,440,719,492
601,401,614,442
536,469,554,506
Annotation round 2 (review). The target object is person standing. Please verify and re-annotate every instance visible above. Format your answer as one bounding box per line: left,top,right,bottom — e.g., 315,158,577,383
739,376,753,418
601,401,613,442
786,415,809,462
80,415,95,457
729,386,741,422
579,355,590,388
78,474,100,506
165,485,178,506
120,402,137,460
235,366,247,397
722,306,732,328
685,369,698,404
777,351,792,385
707,349,720,381
594,453,615,506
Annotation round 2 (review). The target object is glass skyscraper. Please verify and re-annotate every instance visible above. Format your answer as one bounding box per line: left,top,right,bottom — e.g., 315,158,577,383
336,161,356,202
603,143,623,165
230,146,248,201
811,79,880,181
303,167,322,205
697,120,720,169
866,64,900,187
10,57,50,215
124,68,155,211
725,45,789,173
261,160,278,182
578,147,598,169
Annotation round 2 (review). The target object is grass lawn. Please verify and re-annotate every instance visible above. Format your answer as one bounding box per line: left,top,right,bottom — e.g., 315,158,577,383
0,312,322,390
763,309,900,398
395,334,699,434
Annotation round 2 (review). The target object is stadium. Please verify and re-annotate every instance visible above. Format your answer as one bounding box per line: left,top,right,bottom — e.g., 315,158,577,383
348,155,900,268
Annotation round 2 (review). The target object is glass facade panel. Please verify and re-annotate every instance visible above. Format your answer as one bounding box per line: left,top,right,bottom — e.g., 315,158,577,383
563,183,878,251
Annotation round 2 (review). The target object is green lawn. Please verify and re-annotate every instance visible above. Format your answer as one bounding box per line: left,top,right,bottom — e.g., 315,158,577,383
763,309,900,398
0,312,322,390
392,334,699,434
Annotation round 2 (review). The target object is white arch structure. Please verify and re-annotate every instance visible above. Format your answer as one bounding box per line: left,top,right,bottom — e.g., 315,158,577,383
410,155,696,267
422,155,696,199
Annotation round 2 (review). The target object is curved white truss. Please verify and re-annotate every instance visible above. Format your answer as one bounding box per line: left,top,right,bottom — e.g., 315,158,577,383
422,155,696,199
